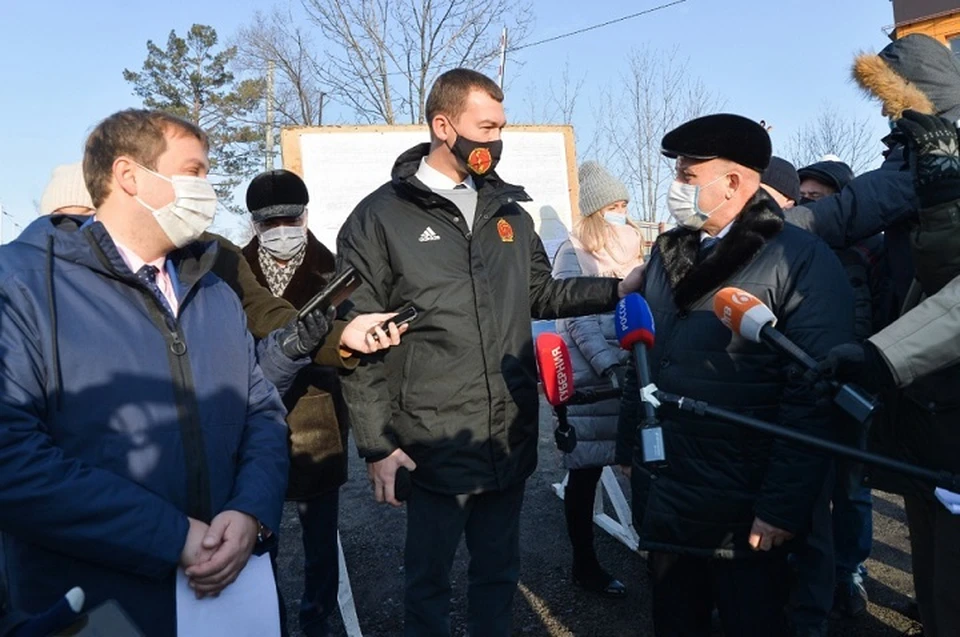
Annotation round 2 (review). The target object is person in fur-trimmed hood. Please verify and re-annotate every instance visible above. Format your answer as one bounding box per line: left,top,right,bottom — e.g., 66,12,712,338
815,34,960,637
616,114,853,637
853,33,960,122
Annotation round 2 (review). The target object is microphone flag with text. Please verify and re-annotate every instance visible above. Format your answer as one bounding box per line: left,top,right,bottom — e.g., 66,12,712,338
712,287,876,425
535,332,578,453
615,293,666,468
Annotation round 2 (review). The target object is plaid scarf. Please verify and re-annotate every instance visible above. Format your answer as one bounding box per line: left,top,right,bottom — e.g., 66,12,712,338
259,245,306,297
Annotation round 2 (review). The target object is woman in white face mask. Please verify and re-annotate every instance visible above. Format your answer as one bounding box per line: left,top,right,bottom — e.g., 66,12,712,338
550,161,645,597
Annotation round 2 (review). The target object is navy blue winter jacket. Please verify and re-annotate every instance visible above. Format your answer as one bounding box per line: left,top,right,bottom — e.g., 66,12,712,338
0,215,289,635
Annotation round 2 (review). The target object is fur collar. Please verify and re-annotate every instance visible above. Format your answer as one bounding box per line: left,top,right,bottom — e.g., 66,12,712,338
656,189,784,310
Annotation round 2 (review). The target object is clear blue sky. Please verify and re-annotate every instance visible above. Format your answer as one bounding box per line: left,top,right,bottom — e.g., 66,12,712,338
0,0,896,241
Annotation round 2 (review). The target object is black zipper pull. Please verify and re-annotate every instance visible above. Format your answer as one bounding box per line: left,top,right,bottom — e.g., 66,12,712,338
170,332,187,356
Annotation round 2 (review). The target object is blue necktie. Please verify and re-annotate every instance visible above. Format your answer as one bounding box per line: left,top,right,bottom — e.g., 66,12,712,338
699,236,720,260
136,264,173,316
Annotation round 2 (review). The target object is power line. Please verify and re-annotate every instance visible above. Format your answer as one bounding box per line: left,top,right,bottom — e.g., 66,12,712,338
336,0,687,80
507,1,688,53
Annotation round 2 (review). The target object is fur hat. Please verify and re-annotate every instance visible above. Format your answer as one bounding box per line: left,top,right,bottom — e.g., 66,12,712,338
246,169,309,223
578,161,630,217
760,157,800,203
661,114,772,172
39,163,94,215
853,34,960,120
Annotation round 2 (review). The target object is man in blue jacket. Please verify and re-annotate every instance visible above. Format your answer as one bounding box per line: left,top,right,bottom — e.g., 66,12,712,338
0,109,290,634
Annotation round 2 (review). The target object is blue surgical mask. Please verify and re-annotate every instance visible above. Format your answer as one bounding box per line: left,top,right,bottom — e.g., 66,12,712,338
604,212,628,226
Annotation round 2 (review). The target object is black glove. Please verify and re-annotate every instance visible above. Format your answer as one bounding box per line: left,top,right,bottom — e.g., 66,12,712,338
894,109,960,208
279,306,335,359
818,341,895,395
605,364,627,390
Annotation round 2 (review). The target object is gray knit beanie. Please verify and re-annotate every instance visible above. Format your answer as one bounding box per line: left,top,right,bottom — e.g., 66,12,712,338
578,161,630,217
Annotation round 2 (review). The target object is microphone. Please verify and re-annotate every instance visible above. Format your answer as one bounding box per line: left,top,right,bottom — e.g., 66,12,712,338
615,293,666,467
12,587,85,637
713,287,876,424
535,332,577,453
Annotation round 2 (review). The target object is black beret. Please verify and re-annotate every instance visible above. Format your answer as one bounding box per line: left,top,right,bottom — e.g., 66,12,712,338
798,161,855,193
661,113,772,172
246,169,309,223
761,156,800,202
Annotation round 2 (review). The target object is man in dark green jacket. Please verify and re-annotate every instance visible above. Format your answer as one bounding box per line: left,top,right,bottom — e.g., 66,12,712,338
336,68,643,636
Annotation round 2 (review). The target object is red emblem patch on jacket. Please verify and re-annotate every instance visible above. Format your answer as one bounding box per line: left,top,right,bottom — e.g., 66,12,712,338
497,218,514,243
468,148,493,174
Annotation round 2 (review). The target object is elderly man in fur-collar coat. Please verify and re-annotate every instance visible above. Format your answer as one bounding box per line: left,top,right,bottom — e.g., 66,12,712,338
241,169,359,637
616,114,854,637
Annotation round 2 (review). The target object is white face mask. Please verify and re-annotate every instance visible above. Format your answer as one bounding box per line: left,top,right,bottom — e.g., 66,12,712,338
603,212,628,226
666,174,728,230
259,224,307,260
135,165,217,248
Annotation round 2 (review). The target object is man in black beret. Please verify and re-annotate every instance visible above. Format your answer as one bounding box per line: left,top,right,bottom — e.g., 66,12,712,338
617,114,855,636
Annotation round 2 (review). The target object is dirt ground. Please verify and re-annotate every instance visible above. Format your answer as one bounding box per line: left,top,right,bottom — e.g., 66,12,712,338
277,401,923,636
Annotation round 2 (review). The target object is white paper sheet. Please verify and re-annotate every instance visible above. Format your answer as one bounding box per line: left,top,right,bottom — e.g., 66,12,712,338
176,553,280,637
935,487,960,514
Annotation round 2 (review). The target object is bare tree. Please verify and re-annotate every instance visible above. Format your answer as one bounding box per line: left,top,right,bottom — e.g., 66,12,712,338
234,5,331,128
297,0,534,125
787,104,881,175
521,60,585,125
586,47,726,222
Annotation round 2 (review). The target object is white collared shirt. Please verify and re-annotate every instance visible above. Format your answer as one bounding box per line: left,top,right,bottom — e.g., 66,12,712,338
700,220,734,243
415,157,476,192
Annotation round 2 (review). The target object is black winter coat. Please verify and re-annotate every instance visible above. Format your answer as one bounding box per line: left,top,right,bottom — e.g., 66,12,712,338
617,190,854,558
337,144,620,494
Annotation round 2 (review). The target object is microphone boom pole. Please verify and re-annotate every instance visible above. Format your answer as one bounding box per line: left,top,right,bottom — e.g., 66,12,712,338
656,390,960,491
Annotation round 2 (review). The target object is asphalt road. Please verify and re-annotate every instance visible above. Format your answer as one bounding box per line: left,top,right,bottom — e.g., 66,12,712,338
277,401,923,636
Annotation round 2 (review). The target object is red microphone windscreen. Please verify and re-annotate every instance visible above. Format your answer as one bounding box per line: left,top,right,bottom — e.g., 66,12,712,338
535,332,574,406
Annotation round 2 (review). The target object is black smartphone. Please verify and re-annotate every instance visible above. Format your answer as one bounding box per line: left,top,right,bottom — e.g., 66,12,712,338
379,306,418,331
297,267,361,320
395,466,413,502
372,306,418,341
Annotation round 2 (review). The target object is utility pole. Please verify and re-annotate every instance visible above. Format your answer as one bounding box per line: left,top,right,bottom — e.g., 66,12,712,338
318,92,326,126
497,27,508,89
266,60,275,170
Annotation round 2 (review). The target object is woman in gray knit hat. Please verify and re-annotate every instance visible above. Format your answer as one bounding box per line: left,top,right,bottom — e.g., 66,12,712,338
551,161,645,597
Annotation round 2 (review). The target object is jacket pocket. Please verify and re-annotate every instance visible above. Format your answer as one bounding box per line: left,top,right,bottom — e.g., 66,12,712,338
398,342,418,412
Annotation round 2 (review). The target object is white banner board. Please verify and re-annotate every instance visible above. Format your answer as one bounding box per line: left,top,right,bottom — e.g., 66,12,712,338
281,125,578,259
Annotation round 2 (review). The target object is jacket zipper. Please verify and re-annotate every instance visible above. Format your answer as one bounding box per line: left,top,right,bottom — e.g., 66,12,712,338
141,287,213,523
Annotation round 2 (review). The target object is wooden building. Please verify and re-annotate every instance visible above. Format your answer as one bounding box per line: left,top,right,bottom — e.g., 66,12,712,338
893,0,960,51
